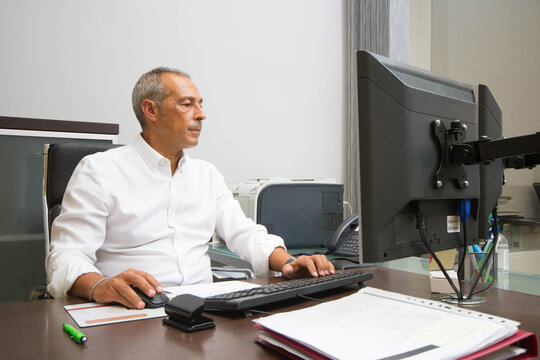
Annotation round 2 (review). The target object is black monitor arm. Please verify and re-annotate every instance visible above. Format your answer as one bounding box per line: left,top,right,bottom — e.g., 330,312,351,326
451,131,540,168
433,120,539,190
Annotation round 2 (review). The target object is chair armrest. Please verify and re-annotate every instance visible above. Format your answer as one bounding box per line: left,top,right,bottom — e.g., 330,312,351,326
211,266,254,280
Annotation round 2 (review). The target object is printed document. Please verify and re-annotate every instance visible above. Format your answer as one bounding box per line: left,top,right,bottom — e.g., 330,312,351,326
254,287,519,360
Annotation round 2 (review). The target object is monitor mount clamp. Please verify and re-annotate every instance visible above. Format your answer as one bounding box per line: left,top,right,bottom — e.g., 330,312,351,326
433,119,471,190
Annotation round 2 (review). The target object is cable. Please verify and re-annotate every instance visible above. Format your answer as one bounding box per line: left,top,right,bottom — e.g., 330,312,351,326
430,294,455,302
457,199,471,301
415,212,463,300
297,294,329,302
343,201,353,218
457,223,466,299
248,309,276,316
470,276,496,296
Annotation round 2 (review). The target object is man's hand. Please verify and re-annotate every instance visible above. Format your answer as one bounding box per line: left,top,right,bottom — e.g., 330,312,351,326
269,247,335,279
281,254,335,279
69,269,163,309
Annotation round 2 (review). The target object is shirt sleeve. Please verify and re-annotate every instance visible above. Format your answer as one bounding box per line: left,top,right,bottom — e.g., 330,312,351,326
212,167,286,277
45,156,109,298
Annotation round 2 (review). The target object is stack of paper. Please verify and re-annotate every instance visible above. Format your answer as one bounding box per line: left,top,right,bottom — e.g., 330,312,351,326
253,287,537,360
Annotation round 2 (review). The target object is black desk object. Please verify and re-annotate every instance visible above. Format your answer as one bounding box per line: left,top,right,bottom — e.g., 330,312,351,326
205,271,372,313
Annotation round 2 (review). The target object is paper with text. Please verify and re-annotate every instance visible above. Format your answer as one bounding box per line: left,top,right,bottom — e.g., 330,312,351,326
65,302,166,327
254,287,518,360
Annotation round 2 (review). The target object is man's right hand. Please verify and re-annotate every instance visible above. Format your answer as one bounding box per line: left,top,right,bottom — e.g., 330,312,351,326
69,269,163,309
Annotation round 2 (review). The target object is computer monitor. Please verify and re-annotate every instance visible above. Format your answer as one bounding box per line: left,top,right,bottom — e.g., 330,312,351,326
356,50,500,263
477,85,503,240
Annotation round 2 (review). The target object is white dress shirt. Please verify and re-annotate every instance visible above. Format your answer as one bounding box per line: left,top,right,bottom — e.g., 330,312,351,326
46,134,285,298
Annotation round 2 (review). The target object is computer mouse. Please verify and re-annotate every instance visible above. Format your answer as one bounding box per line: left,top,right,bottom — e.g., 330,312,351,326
133,287,169,308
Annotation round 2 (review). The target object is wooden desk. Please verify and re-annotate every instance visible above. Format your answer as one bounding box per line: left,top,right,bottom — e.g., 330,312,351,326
1,267,539,359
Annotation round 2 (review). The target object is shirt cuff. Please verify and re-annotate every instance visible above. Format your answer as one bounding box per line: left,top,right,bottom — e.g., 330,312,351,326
47,261,102,298
250,234,286,277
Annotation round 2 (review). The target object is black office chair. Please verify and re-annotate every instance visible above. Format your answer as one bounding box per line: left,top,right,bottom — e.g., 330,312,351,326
30,143,122,300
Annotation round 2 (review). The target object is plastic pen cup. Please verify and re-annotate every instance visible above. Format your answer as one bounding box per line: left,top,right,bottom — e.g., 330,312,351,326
464,251,497,285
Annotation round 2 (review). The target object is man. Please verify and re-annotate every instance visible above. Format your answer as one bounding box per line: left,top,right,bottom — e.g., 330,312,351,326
46,67,335,309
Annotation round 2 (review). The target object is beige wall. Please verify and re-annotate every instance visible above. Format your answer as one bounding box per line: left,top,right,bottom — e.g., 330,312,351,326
429,0,540,218
409,0,431,71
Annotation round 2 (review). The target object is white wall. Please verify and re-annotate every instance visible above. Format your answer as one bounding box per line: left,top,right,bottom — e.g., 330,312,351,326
431,0,540,218
0,0,346,185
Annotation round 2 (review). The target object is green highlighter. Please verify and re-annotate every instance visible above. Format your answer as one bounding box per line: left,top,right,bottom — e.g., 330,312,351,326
63,323,88,344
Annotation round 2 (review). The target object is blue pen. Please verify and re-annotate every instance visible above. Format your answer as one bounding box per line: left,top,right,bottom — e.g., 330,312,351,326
472,244,483,259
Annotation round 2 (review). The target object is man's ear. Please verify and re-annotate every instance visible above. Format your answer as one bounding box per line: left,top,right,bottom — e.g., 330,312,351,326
141,99,159,125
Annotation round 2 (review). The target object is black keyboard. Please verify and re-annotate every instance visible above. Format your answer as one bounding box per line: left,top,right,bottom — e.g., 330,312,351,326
334,232,360,256
204,271,372,312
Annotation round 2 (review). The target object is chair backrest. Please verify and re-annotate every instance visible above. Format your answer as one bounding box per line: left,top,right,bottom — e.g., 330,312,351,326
43,142,122,251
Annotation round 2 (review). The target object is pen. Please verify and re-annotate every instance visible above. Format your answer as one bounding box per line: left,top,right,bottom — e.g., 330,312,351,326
478,241,494,282
472,244,484,259
482,238,493,253
467,246,480,276
477,241,494,269
484,256,494,283
63,323,87,344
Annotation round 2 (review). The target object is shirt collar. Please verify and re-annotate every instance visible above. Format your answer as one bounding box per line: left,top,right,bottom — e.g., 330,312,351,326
132,133,189,173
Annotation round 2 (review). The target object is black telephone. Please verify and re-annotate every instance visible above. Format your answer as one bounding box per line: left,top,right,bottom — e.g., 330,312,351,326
327,214,359,256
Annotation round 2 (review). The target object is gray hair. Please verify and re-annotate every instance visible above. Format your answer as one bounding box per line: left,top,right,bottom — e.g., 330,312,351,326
132,67,191,128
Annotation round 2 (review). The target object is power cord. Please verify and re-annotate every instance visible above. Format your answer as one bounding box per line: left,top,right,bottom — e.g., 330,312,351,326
297,294,329,302
457,199,471,300
248,309,276,316
343,201,353,218
416,212,463,300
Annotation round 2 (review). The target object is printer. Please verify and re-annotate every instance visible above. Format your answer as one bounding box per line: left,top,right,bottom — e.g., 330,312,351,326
229,178,344,248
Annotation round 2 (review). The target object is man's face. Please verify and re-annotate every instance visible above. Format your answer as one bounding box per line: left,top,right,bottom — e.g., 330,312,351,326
153,73,206,150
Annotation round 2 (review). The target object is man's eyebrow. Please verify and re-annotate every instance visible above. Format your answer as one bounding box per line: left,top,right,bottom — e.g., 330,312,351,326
179,96,203,104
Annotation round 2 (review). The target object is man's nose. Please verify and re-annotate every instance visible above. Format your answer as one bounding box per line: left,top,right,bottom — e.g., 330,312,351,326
195,103,206,120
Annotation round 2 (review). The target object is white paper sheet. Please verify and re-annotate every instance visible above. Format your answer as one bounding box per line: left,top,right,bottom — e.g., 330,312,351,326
164,280,259,298
253,287,519,360
65,302,166,327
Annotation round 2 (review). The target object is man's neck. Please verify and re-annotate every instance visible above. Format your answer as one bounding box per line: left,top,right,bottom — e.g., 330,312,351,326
141,131,183,175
